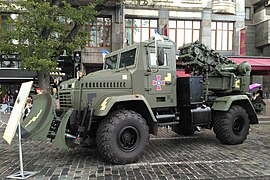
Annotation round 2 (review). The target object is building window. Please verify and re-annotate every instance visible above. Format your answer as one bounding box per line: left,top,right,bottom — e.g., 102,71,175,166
0,14,16,31
86,17,112,48
125,18,158,45
168,20,201,48
245,7,251,20
211,21,234,51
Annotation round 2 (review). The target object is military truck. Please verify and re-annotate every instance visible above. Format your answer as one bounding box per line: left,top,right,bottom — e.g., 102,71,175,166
21,36,258,164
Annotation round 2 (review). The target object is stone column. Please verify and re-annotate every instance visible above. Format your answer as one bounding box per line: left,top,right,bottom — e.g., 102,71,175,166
234,0,245,55
201,8,212,48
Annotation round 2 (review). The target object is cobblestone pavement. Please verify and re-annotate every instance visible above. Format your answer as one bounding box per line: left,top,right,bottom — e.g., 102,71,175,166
1,120,270,179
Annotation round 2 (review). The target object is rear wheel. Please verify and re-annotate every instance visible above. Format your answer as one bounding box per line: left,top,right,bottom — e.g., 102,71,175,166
96,110,149,164
213,105,250,145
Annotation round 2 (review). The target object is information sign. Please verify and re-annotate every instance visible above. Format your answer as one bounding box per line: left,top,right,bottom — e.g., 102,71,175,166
3,81,33,144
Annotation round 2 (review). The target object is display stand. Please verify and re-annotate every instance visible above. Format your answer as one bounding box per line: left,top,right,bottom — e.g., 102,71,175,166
6,119,37,179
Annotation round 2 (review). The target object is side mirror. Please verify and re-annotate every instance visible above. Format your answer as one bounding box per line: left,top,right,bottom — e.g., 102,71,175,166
158,47,164,66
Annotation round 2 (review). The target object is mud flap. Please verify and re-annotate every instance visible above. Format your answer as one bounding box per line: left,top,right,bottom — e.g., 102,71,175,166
52,108,73,149
21,93,55,141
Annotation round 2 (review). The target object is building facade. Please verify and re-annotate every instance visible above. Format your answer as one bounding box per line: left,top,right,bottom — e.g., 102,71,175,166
245,0,270,56
244,0,270,98
84,0,245,66
4,0,270,97
84,0,270,97
0,0,247,94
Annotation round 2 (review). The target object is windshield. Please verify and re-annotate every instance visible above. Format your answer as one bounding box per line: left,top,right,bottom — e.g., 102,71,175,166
119,49,136,68
104,54,118,70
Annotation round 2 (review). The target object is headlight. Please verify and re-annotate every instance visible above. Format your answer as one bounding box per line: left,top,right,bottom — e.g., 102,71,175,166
61,83,68,89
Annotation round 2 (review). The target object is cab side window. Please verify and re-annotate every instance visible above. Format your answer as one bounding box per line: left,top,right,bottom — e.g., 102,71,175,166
149,52,168,67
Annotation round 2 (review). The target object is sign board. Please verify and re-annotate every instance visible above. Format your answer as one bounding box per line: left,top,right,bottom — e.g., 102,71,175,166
3,81,33,144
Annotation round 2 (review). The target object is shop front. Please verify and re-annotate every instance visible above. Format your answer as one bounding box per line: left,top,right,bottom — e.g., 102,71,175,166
0,54,36,100
0,69,36,96
228,56,270,99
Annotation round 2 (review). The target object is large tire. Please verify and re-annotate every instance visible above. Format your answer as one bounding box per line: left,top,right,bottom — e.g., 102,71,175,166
213,105,250,145
96,110,149,164
172,124,195,136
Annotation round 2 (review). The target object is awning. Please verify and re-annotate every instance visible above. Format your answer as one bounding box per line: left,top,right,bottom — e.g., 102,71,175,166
0,69,36,82
228,57,270,71
176,70,190,77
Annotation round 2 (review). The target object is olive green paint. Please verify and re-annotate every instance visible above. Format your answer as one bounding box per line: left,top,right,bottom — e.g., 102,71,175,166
94,94,157,122
21,94,55,141
212,95,250,111
52,108,74,149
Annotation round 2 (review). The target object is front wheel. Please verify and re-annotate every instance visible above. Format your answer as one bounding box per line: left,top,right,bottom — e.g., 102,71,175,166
96,110,149,164
213,105,250,145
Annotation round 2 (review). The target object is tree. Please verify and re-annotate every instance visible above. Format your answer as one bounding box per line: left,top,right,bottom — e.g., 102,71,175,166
0,0,103,93
0,0,148,92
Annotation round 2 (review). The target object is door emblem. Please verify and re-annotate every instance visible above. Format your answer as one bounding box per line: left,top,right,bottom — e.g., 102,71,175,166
152,75,165,91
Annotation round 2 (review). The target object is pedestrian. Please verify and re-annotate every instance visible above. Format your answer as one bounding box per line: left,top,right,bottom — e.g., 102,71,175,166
52,87,60,109
78,71,85,81
52,87,58,99
23,98,33,119
36,88,44,95
4,90,13,113
13,89,19,105
250,92,256,101
52,79,58,92
0,91,3,104
28,95,33,101
256,86,263,99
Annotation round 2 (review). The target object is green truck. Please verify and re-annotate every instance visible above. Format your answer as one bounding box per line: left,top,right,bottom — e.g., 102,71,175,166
21,36,258,164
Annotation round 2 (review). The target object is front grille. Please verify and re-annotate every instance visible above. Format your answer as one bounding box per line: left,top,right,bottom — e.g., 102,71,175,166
59,92,72,108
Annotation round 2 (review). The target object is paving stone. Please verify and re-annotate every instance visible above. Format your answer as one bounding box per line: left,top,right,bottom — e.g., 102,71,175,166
1,123,270,179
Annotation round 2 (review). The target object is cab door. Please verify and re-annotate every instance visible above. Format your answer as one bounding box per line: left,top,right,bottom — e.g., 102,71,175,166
145,46,176,108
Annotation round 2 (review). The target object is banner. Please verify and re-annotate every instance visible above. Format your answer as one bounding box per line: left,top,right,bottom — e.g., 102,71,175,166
240,28,246,56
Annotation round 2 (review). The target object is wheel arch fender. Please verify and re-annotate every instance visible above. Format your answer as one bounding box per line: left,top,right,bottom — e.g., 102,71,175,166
212,95,258,124
95,94,158,135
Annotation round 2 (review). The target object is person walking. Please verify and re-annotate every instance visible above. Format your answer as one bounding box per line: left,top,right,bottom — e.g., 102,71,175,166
0,91,3,104
13,89,19,105
52,79,58,92
4,90,13,113
256,87,263,99
23,98,33,119
52,87,60,109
